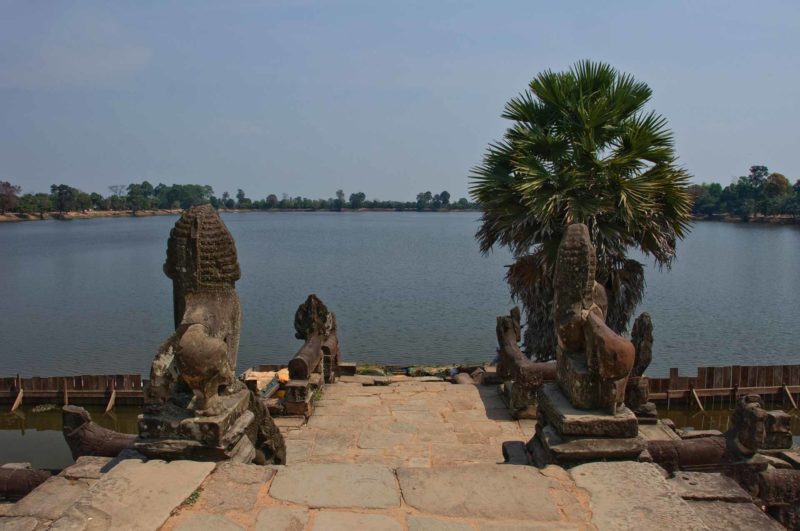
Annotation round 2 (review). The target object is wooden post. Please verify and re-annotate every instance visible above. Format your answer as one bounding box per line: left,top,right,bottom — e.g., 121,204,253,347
11,388,23,413
63,378,69,406
691,386,705,412
105,382,116,413
783,385,798,410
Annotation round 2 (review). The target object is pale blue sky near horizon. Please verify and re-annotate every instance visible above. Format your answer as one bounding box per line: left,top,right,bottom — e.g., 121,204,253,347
1,1,798,200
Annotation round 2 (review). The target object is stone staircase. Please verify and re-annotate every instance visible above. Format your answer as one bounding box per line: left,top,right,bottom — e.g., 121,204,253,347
1,457,784,530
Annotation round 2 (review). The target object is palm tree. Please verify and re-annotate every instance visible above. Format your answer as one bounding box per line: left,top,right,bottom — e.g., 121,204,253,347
470,60,692,361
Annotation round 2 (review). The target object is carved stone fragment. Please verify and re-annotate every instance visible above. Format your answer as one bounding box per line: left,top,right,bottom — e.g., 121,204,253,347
495,308,556,418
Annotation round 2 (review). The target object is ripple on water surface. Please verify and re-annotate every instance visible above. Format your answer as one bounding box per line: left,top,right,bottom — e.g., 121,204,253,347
0,214,798,377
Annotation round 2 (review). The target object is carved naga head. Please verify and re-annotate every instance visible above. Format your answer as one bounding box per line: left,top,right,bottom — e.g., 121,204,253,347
164,205,241,328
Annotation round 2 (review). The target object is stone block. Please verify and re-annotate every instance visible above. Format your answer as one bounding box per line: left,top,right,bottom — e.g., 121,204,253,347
501,441,531,465
397,464,562,521
284,395,313,417
537,425,644,464
50,459,215,530
337,362,357,377
177,389,251,446
269,464,400,509
537,383,638,438
284,380,310,403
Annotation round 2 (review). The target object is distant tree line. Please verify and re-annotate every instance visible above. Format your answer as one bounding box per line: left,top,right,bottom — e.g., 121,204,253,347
0,181,477,217
690,166,800,221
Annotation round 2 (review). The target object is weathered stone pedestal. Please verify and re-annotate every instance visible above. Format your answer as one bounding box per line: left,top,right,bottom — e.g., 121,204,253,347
137,386,260,463
529,383,644,467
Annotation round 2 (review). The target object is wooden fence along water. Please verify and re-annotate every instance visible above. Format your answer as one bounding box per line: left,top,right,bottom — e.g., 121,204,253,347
0,374,145,411
2,363,799,412
648,364,800,409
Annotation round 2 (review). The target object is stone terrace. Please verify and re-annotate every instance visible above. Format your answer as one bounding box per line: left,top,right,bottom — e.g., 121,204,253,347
279,378,530,468
1,379,783,530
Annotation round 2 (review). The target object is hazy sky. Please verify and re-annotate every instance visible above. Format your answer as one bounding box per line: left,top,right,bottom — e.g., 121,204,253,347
1,1,798,200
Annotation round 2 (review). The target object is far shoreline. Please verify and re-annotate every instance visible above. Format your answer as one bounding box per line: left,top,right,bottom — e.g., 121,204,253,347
3,209,798,225
0,207,483,223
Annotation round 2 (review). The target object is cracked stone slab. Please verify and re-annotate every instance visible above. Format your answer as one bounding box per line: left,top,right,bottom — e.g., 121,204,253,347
199,462,275,513
5,476,92,520
312,511,402,530
397,464,562,520
50,459,215,531
571,462,709,530
269,464,400,509
667,472,752,502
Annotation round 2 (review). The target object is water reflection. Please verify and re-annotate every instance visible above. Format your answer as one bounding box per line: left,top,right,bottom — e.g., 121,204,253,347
0,405,140,469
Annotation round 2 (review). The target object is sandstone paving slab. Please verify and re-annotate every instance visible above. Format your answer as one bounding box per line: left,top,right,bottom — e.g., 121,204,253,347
5,476,93,520
58,456,114,480
173,513,244,531
0,516,40,531
570,461,709,530
254,507,309,531
308,431,356,455
269,464,400,509
667,472,752,502
479,522,582,531
312,511,402,531
50,459,215,531
430,443,502,466
407,515,473,531
397,464,562,521
687,500,784,531
286,440,313,463
198,462,276,513
358,430,414,449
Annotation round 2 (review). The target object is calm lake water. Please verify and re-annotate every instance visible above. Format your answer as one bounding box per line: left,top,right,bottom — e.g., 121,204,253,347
1,212,799,468
1,212,799,378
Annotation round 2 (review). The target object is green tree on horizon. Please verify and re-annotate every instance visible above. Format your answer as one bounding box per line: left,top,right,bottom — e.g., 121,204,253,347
0,181,21,214
470,60,692,361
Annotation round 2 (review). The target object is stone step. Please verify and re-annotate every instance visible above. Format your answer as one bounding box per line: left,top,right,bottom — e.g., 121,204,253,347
1,458,215,531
